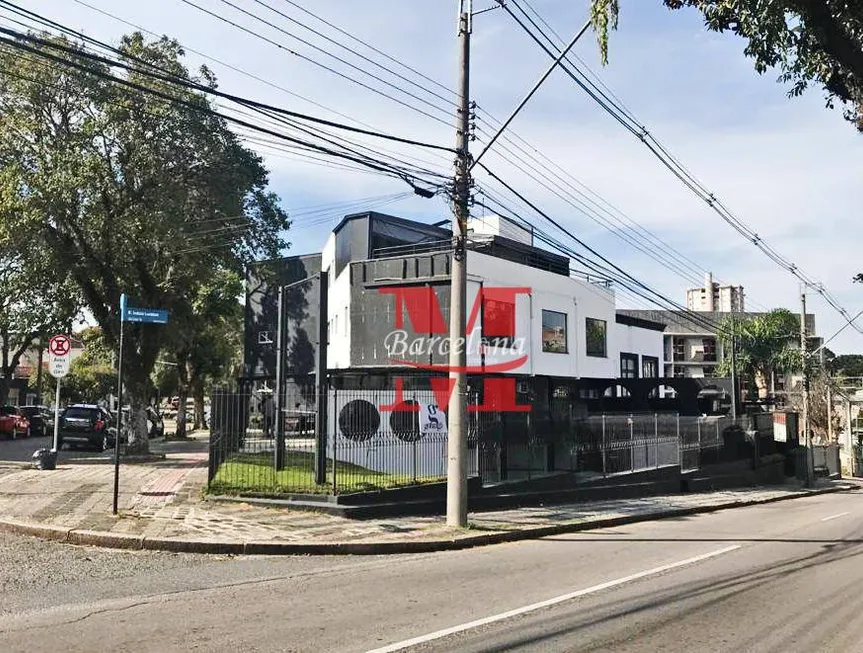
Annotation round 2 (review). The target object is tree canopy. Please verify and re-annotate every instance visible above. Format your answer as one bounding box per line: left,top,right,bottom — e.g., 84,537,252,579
590,0,863,130
0,250,80,404
717,309,802,398
0,31,289,450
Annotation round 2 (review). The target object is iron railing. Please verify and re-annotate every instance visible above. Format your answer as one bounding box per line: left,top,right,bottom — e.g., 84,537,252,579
208,384,758,496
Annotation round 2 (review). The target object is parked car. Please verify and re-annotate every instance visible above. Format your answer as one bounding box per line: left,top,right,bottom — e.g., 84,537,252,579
0,406,30,439
19,405,52,438
58,404,116,451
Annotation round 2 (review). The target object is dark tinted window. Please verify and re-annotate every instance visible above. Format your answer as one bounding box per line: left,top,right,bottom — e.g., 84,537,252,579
64,407,99,420
0,406,17,415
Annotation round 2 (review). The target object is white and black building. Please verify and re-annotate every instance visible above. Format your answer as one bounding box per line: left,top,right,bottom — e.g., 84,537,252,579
242,211,746,416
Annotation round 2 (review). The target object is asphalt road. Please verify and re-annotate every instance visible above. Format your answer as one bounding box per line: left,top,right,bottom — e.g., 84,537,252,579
0,490,861,652
0,433,105,464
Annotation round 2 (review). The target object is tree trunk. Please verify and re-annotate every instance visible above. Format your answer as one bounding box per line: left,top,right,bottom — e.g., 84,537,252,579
175,354,190,438
754,369,769,400
193,384,207,430
122,372,152,455
176,387,188,438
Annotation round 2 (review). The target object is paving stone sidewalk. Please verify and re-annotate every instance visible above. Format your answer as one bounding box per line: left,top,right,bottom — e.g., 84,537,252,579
0,434,855,552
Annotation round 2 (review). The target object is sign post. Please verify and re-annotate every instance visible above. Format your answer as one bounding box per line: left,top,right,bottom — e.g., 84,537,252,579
113,294,169,515
48,334,71,453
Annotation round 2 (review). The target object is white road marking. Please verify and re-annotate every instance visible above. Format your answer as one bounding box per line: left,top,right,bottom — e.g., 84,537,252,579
366,544,742,653
821,512,850,522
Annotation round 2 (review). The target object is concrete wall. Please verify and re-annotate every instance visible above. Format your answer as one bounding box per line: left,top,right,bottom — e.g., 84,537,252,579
614,322,664,377
330,249,664,379
243,254,322,379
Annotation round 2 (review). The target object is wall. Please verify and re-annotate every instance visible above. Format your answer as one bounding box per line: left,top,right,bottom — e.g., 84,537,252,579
614,322,664,378
465,251,618,379
332,249,669,380
243,254,322,379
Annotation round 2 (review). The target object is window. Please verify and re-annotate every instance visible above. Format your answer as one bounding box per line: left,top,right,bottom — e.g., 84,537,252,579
620,353,639,379
483,298,516,349
702,338,717,362
672,337,685,360
642,355,659,379
541,310,568,353
258,330,273,345
585,317,607,358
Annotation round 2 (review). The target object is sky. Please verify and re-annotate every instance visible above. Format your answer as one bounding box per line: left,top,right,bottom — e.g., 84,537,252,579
16,0,863,353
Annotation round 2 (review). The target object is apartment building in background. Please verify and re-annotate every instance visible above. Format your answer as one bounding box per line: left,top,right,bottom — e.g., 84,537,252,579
686,272,745,313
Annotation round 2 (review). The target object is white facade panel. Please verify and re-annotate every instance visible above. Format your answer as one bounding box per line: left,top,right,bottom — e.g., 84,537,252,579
465,251,620,379
614,323,664,377
324,243,663,381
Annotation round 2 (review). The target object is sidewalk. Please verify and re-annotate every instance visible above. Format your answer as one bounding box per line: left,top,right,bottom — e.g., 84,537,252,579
0,434,856,555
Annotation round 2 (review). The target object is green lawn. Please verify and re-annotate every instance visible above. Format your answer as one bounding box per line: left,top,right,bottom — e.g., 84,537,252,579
209,450,445,495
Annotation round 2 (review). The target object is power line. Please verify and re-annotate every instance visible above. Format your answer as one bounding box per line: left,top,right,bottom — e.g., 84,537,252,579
175,0,453,128
0,2,455,153
500,0,863,336
66,0,457,176
65,0,757,310
0,25,445,192
474,165,741,335
248,0,455,108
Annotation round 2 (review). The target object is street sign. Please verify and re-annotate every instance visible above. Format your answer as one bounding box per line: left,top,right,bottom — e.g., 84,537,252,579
49,354,70,378
48,334,71,356
124,307,169,324
48,334,71,379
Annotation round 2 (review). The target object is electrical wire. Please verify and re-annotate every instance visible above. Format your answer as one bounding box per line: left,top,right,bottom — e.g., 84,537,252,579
500,0,863,335
0,26,444,191
61,0,756,309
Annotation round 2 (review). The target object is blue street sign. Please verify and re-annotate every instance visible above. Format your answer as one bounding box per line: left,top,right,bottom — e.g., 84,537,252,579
124,307,170,324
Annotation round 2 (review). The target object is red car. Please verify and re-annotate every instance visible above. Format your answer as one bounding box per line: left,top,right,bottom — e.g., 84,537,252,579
0,405,30,439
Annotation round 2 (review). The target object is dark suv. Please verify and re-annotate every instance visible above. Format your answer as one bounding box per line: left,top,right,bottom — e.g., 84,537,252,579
58,404,117,451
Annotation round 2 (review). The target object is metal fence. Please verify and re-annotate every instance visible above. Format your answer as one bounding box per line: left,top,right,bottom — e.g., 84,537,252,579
208,385,457,496
208,384,756,496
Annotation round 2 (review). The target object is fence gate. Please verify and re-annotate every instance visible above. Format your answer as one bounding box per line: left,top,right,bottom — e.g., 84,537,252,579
679,416,701,473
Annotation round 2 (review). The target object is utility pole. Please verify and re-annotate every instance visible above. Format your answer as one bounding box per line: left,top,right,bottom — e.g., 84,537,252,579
800,288,813,487
729,314,738,419
821,347,833,444
446,0,472,528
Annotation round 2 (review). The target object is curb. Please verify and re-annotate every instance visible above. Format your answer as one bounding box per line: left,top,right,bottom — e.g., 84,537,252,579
0,484,853,555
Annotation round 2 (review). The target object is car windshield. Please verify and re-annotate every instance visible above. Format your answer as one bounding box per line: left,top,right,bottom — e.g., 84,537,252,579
19,407,40,416
0,406,17,415
64,408,98,420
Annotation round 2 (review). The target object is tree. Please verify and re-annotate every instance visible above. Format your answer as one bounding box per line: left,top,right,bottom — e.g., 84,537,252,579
0,251,80,404
169,268,243,436
788,374,842,442
830,353,863,379
0,32,289,452
590,1,863,130
717,309,802,399
62,328,116,405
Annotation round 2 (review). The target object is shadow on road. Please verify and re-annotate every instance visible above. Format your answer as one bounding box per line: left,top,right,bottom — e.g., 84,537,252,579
475,529,863,652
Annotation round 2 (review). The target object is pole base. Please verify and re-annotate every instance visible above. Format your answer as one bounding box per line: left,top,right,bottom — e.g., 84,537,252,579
32,448,58,470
